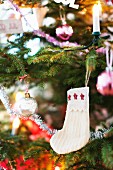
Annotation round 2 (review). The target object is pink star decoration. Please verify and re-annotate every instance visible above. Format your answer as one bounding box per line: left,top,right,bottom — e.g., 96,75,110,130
80,93,84,100
73,93,78,100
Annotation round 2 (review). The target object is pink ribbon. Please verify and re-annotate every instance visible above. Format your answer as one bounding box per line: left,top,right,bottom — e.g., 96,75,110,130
19,74,29,93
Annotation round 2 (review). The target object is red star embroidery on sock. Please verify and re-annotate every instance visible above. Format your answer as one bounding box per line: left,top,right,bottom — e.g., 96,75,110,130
80,93,84,100
73,93,78,100
68,95,71,101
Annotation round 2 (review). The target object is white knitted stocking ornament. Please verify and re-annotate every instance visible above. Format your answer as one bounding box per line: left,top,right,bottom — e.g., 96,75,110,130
50,87,90,154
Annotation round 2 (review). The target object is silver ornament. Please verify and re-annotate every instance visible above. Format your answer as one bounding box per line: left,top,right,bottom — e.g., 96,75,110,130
16,93,38,118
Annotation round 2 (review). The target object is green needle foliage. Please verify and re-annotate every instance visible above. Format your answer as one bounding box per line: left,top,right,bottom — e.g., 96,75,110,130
1,128,113,169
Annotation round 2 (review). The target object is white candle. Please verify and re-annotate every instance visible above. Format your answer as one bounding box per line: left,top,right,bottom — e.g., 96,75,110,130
11,117,20,135
93,4,100,33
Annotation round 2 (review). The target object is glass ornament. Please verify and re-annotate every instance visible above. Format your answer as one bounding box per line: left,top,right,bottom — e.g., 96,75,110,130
15,93,38,118
96,70,113,95
56,24,73,40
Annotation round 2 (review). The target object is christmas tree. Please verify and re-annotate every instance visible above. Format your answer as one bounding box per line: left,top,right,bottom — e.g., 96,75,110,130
1,0,113,169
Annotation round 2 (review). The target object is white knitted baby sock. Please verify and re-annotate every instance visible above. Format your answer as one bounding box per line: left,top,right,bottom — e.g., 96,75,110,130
50,87,90,154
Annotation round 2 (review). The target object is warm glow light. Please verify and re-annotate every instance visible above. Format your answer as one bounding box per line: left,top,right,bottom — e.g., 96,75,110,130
15,12,21,20
93,4,99,17
12,117,20,129
55,166,60,170
15,92,24,101
98,1,102,16
79,8,87,15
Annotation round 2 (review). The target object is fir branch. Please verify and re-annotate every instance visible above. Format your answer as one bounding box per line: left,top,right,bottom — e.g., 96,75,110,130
7,54,26,76
102,140,113,169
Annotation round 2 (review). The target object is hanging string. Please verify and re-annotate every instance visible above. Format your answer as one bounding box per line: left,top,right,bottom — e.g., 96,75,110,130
59,5,66,24
19,74,29,93
85,70,91,87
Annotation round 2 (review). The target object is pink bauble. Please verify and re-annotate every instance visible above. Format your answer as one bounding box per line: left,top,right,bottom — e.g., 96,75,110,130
56,24,73,40
96,71,113,95
105,0,113,5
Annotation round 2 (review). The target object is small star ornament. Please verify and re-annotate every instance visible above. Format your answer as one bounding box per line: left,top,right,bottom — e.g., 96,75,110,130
68,94,71,100
80,93,84,100
73,93,78,100
15,93,38,119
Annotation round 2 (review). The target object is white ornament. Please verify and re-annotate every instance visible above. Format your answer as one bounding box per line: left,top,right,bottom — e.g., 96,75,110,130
50,87,90,154
15,93,38,118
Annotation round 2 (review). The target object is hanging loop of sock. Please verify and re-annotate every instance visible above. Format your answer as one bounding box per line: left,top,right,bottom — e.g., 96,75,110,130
85,70,91,87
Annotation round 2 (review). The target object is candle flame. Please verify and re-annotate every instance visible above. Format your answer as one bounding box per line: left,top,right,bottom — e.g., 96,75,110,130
93,4,99,15
15,12,21,20
98,1,102,16
15,92,24,101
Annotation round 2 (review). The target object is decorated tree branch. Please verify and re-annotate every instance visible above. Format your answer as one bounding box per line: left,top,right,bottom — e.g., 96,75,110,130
1,0,113,169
